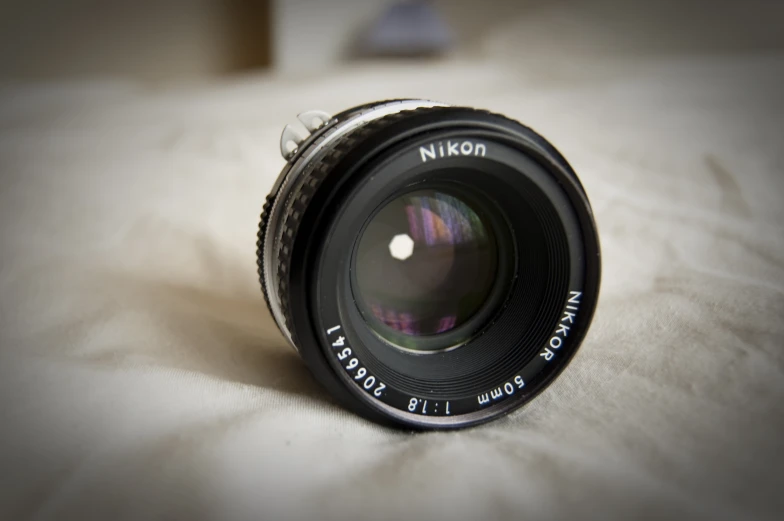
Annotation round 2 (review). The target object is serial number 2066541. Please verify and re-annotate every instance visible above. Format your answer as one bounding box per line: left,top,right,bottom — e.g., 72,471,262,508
327,325,386,398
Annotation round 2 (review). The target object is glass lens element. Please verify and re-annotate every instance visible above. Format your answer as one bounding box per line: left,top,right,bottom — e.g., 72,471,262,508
354,188,498,343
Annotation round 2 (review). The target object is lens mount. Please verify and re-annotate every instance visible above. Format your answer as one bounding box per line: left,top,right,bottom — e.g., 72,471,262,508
257,100,600,429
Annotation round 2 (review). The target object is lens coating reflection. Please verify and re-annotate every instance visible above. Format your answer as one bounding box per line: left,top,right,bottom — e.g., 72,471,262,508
355,188,498,348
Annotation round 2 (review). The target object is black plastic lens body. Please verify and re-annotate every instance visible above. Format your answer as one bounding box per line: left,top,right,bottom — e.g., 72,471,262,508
257,100,601,430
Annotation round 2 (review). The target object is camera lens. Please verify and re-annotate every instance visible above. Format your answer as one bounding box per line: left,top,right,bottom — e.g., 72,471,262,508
257,100,601,429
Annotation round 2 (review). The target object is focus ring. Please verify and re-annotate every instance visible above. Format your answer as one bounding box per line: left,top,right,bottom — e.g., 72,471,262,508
256,192,277,308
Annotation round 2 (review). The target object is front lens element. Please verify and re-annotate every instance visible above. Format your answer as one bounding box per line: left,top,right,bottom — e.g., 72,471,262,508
354,188,499,346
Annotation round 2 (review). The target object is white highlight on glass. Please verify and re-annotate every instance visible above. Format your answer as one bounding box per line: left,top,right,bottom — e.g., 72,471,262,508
389,233,414,260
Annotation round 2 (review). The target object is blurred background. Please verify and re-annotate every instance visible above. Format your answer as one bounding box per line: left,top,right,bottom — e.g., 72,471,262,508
0,0,782,82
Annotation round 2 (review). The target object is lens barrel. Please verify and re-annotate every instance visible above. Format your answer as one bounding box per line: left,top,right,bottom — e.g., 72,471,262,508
257,100,600,429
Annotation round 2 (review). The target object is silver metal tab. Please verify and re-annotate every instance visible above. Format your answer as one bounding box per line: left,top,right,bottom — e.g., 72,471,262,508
280,124,305,160
297,110,332,132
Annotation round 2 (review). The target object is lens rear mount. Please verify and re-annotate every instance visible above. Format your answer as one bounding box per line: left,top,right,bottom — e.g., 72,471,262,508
257,100,600,429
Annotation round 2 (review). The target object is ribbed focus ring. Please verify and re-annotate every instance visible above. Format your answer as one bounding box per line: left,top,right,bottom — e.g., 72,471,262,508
256,192,277,308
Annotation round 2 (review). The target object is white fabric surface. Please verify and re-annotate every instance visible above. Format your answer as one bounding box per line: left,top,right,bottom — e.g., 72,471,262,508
2,11,784,520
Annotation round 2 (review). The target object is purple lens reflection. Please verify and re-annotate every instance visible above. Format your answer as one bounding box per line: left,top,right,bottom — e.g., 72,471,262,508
404,193,486,247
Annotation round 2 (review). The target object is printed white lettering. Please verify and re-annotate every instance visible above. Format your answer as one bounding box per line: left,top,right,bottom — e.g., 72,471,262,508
514,375,525,388
420,144,436,162
491,387,503,400
539,290,582,363
332,336,345,347
478,393,490,405
326,325,341,335
418,140,488,162
504,382,514,395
